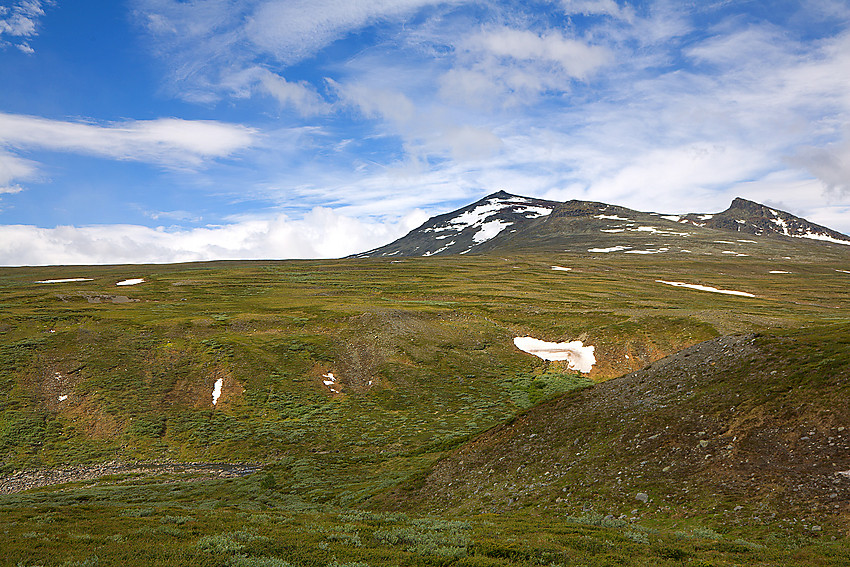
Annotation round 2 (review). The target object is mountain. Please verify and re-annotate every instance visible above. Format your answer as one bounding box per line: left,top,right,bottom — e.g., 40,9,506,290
352,192,850,258
351,191,561,258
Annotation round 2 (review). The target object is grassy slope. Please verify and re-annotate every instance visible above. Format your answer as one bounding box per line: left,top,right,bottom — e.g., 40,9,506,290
379,328,850,530
1,252,849,565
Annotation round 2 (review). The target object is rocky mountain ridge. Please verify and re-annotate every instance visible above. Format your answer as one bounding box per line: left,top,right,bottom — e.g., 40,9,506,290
353,192,850,258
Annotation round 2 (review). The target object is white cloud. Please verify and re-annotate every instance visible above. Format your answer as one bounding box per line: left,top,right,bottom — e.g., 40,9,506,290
0,0,52,52
0,151,38,187
260,71,331,116
332,80,417,125
790,136,850,195
439,26,612,107
245,0,460,64
560,0,635,21
0,207,427,266
0,112,257,194
0,113,256,165
464,27,611,80
0,113,257,200
133,0,458,103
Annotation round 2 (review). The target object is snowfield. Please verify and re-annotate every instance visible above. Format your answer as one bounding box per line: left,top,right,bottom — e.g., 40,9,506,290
513,337,596,373
116,278,145,286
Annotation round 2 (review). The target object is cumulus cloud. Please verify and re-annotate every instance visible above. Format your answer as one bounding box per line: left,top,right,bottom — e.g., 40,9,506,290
0,207,427,266
0,0,53,53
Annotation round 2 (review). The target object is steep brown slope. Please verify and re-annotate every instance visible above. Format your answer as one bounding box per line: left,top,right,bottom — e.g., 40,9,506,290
378,326,850,535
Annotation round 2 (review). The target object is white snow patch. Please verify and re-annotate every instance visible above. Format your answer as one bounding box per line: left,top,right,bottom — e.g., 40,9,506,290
769,270,791,274
513,337,596,373
59,395,68,402
551,266,572,272
473,220,512,243
625,248,668,254
594,214,630,221
431,197,553,238
588,245,630,253
515,205,553,218
656,280,756,297
680,249,693,253
116,278,145,286
35,278,93,284
794,232,850,246
737,239,757,243
661,215,681,222
714,241,736,244
322,372,339,393
836,269,850,274
212,377,223,405
698,214,714,220
600,228,625,233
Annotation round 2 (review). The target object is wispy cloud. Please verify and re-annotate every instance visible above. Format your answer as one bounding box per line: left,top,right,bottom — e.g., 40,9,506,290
0,113,256,165
132,0,458,103
0,0,53,53
0,113,257,195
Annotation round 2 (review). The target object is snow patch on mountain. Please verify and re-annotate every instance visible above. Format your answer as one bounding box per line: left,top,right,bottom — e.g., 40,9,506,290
419,195,555,246
794,231,850,246
473,220,512,243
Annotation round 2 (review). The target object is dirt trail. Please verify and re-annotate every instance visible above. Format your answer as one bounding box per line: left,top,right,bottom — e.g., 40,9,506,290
0,461,262,494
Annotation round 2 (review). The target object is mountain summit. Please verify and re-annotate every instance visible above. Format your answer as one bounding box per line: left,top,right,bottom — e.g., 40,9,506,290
352,192,850,258
352,191,561,258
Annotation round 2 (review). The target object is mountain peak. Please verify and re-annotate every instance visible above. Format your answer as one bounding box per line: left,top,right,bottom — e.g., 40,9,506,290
485,190,516,199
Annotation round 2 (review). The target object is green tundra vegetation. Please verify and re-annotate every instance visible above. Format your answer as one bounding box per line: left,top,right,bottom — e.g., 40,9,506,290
1,252,849,566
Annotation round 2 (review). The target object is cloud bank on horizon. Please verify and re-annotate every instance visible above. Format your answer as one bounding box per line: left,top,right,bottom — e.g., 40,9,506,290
0,0,849,265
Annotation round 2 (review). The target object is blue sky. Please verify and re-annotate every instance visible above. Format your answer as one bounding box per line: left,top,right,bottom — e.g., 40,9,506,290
1,0,849,265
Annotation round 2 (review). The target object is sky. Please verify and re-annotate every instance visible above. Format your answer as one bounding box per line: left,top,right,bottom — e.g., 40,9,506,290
1,0,849,266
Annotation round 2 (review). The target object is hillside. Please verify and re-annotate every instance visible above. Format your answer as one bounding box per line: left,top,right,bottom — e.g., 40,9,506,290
354,192,850,259
1,252,850,565
378,327,850,539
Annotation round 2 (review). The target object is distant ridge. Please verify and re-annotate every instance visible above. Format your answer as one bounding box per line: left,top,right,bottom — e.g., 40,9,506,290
352,192,850,258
